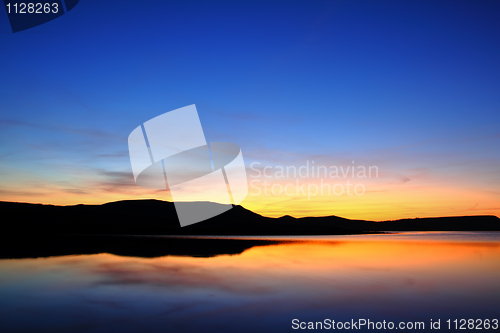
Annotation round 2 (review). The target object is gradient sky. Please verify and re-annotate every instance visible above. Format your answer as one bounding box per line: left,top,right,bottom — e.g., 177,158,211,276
0,0,499,220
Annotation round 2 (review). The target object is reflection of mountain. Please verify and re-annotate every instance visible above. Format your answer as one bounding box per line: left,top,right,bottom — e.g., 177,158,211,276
1,199,499,236
0,235,281,259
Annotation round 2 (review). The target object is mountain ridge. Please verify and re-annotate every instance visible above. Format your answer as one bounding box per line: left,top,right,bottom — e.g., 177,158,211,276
1,199,499,235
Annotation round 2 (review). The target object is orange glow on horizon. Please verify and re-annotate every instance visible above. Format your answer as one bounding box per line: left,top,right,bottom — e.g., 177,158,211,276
0,176,498,221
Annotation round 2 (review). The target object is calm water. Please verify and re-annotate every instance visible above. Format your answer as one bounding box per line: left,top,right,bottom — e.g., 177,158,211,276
0,232,499,332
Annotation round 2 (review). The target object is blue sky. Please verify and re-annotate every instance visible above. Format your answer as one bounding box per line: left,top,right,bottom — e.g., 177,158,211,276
0,0,499,218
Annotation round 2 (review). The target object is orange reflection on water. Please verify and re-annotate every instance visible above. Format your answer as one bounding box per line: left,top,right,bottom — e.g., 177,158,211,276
5,239,494,295
1,236,500,332
3,240,499,289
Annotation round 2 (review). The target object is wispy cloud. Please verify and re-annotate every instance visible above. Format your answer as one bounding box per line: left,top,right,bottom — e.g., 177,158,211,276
0,119,124,141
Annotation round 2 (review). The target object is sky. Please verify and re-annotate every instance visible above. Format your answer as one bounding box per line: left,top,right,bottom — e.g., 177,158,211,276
0,0,499,220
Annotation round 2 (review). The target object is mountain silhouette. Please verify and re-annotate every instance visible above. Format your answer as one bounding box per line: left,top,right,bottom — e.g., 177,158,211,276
1,199,498,259
1,199,499,235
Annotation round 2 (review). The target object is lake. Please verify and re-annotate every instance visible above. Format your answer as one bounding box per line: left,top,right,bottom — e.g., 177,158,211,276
0,232,499,332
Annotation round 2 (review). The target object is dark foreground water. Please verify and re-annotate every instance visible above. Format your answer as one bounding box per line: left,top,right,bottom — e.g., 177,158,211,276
0,232,499,332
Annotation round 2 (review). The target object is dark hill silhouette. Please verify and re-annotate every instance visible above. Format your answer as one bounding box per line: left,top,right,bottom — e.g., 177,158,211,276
1,200,499,260
1,199,499,235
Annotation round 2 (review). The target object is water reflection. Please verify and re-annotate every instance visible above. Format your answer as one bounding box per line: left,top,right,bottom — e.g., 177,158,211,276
0,233,499,332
